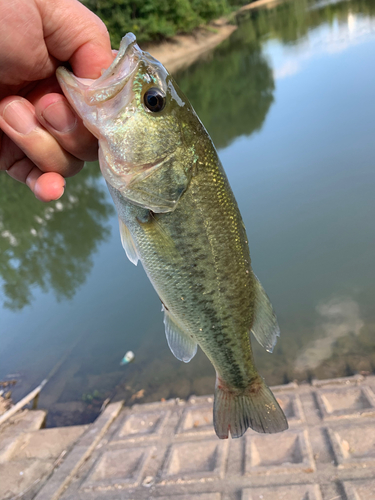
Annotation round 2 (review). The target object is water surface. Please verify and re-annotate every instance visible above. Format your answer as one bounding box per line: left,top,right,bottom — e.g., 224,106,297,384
1,0,375,426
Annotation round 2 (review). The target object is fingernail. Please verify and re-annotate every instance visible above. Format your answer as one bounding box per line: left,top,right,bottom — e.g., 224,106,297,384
2,100,38,135
34,175,66,202
34,185,65,202
42,101,77,133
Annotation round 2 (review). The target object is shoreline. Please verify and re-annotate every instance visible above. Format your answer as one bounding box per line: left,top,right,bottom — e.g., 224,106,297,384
142,0,283,73
141,19,237,73
3,374,375,500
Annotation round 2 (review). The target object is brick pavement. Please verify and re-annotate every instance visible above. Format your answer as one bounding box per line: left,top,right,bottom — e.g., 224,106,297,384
32,374,375,500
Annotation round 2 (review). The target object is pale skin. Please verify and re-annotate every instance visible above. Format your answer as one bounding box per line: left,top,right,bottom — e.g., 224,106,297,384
0,0,114,201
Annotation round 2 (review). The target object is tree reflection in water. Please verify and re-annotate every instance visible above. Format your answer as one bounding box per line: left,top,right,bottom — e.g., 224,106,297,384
245,0,375,46
175,20,275,150
175,0,375,150
0,163,114,310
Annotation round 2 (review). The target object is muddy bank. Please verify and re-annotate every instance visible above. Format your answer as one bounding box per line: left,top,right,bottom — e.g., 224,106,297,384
142,0,282,73
141,20,236,73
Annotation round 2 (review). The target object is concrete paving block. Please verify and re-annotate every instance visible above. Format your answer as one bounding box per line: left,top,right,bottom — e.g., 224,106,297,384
34,402,123,500
275,393,305,425
312,374,364,388
161,439,228,483
328,423,375,469
0,459,53,499
0,409,47,434
245,429,315,475
152,494,221,500
112,410,170,443
175,405,215,437
0,410,47,463
316,386,375,420
15,376,375,500
271,382,299,392
242,484,322,500
81,446,155,490
343,479,375,500
9,425,87,460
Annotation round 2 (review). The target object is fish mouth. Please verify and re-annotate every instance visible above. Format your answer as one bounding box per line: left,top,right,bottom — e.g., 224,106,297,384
56,33,141,109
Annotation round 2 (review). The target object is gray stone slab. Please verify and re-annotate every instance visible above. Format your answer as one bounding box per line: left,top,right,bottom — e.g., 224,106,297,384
111,410,171,443
327,423,375,468
160,438,228,483
6,375,375,500
81,446,155,490
315,386,375,420
0,409,46,436
34,402,123,500
312,374,365,387
0,409,47,463
175,404,215,438
153,495,221,500
242,484,323,500
9,426,87,461
0,459,53,499
343,479,375,500
274,392,305,425
245,429,315,475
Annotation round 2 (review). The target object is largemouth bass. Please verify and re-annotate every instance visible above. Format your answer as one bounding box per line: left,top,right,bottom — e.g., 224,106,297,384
57,33,288,438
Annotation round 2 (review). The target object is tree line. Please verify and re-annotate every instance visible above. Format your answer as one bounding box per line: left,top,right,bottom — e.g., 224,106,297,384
81,0,249,45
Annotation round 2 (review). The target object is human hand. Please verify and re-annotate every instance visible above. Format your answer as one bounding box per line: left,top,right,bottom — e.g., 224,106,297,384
0,0,113,202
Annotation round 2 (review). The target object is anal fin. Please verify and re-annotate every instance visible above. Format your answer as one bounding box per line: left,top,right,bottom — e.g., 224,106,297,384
118,218,139,266
251,272,280,353
163,306,197,363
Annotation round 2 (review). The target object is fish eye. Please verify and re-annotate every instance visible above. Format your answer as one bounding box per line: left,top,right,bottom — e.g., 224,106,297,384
143,88,166,112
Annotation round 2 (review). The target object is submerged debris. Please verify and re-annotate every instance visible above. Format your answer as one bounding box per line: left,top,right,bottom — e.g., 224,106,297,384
0,380,15,415
120,351,135,365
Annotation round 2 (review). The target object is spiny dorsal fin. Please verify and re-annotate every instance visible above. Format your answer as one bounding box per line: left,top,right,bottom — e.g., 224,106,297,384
163,306,197,363
118,218,139,266
251,272,280,353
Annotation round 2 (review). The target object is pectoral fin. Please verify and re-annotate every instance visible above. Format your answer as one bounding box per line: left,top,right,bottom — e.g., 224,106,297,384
250,273,280,353
118,218,139,266
123,155,191,213
163,306,197,363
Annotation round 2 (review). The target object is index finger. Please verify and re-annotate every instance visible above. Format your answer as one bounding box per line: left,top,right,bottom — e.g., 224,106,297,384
36,0,114,78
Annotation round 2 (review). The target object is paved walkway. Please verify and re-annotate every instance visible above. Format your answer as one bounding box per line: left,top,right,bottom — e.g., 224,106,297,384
1,374,375,499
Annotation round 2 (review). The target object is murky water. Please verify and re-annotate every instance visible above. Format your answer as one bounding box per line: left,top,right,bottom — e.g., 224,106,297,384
1,0,375,426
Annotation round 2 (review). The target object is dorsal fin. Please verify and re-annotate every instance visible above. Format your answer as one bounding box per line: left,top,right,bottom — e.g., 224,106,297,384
251,272,280,353
118,218,139,266
162,306,197,363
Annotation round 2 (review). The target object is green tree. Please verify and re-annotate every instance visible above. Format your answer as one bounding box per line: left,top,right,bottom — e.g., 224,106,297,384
82,0,232,46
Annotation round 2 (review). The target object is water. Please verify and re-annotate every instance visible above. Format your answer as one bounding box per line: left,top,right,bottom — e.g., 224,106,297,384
1,0,375,426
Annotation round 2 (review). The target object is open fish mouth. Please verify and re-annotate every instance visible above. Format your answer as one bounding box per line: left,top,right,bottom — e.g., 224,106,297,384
56,31,173,191
56,33,142,110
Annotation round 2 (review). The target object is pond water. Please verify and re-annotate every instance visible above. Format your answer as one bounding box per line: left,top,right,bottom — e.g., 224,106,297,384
1,0,375,426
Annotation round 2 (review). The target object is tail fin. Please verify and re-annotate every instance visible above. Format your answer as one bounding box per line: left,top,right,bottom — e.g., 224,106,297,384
213,375,288,439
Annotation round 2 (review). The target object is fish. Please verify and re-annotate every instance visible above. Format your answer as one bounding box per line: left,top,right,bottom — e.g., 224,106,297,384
56,33,288,438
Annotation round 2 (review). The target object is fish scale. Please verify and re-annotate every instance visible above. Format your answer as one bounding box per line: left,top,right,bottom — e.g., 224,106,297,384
57,32,288,439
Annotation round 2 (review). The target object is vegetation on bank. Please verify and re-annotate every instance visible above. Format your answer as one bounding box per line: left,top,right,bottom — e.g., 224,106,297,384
81,0,249,45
